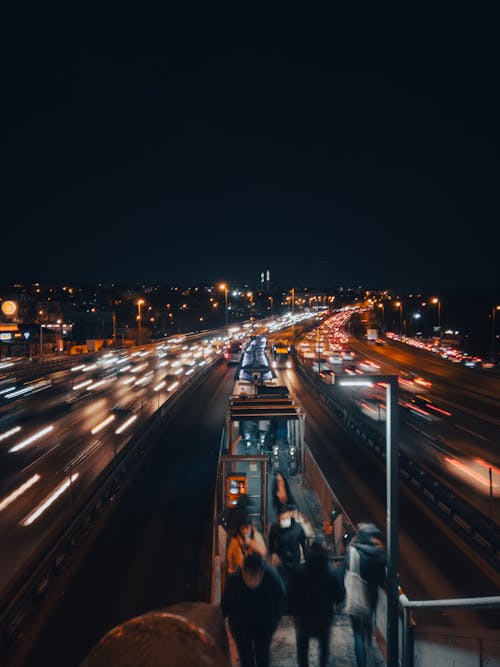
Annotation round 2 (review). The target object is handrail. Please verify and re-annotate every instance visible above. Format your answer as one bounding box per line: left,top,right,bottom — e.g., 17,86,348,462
399,594,500,667
399,593,500,609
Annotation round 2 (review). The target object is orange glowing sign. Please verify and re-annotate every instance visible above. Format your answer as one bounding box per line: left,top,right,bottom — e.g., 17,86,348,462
1,301,17,316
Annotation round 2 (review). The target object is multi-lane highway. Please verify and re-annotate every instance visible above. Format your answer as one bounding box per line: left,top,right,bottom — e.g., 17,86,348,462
0,334,227,604
1,310,498,667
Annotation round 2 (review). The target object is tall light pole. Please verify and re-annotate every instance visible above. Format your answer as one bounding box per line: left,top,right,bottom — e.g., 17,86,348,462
218,283,229,326
38,310,44,359
247,292,254,321
395,301,403,334
339,375,399,667
378,302,385,330
137,299,145,346
268,295,273,315
491,305,500,362
431,297,441,339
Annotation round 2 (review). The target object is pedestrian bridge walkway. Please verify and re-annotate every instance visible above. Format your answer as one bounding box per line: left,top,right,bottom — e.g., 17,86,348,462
222,449,386,666
227,613,386,666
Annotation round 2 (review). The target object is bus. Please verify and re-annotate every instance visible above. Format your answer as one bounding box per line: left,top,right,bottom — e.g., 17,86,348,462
271,340,292,369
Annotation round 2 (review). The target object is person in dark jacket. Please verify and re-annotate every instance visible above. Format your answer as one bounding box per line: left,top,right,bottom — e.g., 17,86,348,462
221,553,286,667
342,523,386,667
268,503,308,596
289,540,345,667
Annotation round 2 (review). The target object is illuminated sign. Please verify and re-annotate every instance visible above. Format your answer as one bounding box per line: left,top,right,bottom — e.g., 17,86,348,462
1,301,17,316
0,333,12,341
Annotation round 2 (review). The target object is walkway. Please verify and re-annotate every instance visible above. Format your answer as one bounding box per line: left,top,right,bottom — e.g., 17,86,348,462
228,438,386,666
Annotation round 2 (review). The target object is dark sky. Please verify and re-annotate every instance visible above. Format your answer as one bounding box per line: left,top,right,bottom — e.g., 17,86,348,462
3,4,499,289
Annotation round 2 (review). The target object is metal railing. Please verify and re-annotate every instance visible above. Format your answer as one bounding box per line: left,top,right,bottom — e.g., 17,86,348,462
399,594,500,667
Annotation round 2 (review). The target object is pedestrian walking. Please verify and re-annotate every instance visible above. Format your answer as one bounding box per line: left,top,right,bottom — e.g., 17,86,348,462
289,540,345,667
221,553,286,667
342,523,386,667
227,517,267,574
268,503,308,596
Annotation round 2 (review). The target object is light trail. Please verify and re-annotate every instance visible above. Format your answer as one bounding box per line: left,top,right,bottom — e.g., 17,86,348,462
9,425,54,453
90,414,116,434
115,415,138,434
0,425,21,442
0,474,41,512
21,474,79,526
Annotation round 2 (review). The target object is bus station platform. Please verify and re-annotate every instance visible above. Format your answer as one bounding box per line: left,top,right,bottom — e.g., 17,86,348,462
225,437,386,667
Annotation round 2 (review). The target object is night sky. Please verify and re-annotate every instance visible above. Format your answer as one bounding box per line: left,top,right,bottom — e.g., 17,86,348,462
3,4,499,289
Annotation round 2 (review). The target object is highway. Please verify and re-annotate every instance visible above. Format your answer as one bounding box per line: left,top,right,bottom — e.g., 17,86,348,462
1,312,499,666
0,335,225,605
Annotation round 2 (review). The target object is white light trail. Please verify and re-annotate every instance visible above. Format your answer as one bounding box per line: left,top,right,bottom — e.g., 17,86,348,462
90,414,116,434
9,425,54,453
71,364,85,372
21,474,79,526
185,369,194,376
167,381,179,391
154,381,166,391
72,380,92,391
0,474,41,512
173,368,183,375
338,380,374,387
0,425,21,442
5,386,33,399
131,363,147,373
115,414,138,434
82,364,97,372
0,385,16,395
87,379,106,391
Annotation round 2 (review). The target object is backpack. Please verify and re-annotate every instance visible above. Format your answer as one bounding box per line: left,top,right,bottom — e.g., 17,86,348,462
343,546,370,617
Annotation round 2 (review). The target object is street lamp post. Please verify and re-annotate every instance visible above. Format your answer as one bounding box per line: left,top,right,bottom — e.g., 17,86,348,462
219,283,229,326
338,375,400,667
395,301,403,334
268,296,273,315
378,303,385,330
137,299,145,346
247,292,254,321
491,305,500,363
431,298,441,339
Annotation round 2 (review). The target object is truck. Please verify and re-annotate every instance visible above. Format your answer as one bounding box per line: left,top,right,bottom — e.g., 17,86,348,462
367,328,378,343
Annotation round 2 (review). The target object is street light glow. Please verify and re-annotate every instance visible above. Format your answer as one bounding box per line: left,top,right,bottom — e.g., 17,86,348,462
338,380,374,387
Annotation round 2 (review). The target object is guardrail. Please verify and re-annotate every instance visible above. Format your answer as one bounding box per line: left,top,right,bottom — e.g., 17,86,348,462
0,354,222,654
399,593,500,667
293,350,500,571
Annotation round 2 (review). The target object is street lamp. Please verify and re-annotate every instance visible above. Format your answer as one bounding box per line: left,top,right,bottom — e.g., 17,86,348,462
38,310,45,359
377,303,385,329
246,292,254,321
218,283,229,326
491,305,500,363
338,375,399,667
394,301,403,334
137,299,145,346
268,295,274,315
431,297,441,338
